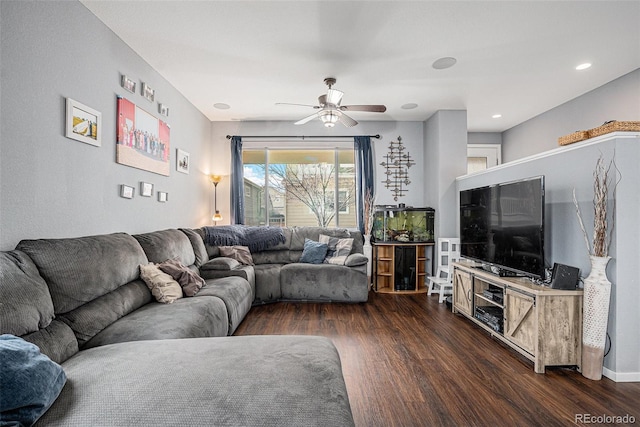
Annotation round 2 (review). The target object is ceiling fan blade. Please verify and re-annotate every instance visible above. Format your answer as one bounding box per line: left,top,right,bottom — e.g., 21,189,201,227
338,112,358,128
340,104,387,113
276,102,320,109
326,89,343,105
294,111,321,125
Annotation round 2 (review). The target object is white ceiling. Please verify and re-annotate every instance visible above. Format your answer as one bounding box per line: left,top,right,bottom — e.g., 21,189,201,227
81,0,640,132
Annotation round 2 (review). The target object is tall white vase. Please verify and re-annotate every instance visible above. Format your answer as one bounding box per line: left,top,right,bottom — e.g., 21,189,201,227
363,234,373,283
582,255,612,380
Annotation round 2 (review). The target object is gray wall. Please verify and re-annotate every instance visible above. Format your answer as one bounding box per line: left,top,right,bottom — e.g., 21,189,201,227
457,135,640,380
468,132,502,145
502,68,640,162
424,111,468,238
0,1,213,250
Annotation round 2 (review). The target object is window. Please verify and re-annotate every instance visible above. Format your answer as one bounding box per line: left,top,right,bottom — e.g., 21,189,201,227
242,148,356,228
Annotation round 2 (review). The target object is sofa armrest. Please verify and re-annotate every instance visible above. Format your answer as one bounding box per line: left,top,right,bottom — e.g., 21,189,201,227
199,264,255,288
200,257,241,271
344,253,368,267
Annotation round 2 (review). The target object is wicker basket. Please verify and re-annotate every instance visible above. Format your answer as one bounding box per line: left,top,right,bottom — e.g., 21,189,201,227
558,130,589,146
587,121,640,138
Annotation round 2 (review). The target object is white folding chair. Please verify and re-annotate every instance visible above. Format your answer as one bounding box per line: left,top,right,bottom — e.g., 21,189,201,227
427,238,461,303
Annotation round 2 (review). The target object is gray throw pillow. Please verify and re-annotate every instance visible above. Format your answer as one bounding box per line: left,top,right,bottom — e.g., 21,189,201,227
0,335,67,426
219,246,254,265
319,234,354,265
157,258,205,297
299,239,328,264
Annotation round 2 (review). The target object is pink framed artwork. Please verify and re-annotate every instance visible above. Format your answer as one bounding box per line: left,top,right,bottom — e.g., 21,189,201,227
116,97,170,176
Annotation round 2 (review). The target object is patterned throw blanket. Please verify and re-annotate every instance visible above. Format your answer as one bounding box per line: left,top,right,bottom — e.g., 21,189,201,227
203,225,286,252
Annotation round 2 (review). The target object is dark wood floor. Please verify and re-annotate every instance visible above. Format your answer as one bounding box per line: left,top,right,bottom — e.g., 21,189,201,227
234,291,640,427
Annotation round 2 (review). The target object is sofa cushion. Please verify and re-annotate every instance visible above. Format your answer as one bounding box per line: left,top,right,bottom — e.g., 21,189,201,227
38,336,355,427
319,235,354,265
158,258,205,296
299,239,328,264
140,263,183,304
200,257,241,271
179,228,209,267
253,264,283,303
16,233,148,314
280,263,368,302
0,250,54,336
22,320,79,364
195,277,253,335
59,280,152,348
0,335,67,426
219,246,254,265
134,229,196,268
83,297,230,349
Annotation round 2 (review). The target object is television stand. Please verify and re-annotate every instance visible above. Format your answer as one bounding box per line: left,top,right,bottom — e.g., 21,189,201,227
453,260,583,373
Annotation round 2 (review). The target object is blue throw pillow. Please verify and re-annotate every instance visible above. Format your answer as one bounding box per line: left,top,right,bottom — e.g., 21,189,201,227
0,334,67,426
299,239,328,264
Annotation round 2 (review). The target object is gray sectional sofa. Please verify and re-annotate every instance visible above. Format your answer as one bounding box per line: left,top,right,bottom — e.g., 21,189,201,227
0,226,361,426
196,226,370,304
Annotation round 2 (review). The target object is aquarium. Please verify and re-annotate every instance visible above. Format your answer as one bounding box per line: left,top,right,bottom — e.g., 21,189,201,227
372,206,435,243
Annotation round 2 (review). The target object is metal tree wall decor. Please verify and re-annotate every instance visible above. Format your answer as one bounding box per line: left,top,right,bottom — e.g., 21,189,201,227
380,136,415,201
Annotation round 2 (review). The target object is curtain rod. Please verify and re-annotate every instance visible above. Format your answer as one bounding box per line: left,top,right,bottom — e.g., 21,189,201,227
226,134,380,140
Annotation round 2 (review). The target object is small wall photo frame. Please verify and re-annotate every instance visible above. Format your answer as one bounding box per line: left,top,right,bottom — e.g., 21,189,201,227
158,191,168,202
176,149,190,174
158,103,169,117
142,82,155,102
120,184,135,199
140,182,154,197
65,98,102,147
121,75,136,93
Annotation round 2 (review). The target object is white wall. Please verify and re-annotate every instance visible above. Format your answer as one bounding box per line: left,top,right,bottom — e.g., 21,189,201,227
502,69,640,162
0,1,213,250
209,120,426,224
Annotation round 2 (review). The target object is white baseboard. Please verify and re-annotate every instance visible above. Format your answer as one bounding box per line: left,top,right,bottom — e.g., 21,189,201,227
603,367,640,382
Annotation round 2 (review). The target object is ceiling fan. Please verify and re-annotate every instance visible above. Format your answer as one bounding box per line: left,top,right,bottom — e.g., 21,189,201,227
276,77,386,128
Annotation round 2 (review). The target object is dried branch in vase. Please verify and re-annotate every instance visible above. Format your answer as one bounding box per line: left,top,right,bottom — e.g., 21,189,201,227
363,189,376,235
572,153,620,257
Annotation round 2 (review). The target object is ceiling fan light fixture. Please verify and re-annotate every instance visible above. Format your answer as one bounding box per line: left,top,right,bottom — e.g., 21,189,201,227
320,111,339,127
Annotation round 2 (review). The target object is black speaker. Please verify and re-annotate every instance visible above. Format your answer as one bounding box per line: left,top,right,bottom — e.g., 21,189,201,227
550,263,580,289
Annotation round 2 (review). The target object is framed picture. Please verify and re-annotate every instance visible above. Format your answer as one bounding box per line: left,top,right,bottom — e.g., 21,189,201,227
117,97,170,176
120,184,134,199
140,182,153,197
121,75,136,93
142,82,155,102
65,98,102,147
158,191,168,202
176,149,190,174
158,103,169,117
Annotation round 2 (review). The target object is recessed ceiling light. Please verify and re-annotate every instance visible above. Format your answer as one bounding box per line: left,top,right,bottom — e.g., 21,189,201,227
214,103,230,110
432,57,457,70
576,63,592,71
401,103,418,110
492,114,502,119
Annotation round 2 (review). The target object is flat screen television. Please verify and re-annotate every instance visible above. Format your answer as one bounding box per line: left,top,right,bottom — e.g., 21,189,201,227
459,176,545,278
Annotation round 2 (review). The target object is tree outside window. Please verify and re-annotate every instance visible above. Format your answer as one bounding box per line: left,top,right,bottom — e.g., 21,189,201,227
242,149,356,228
